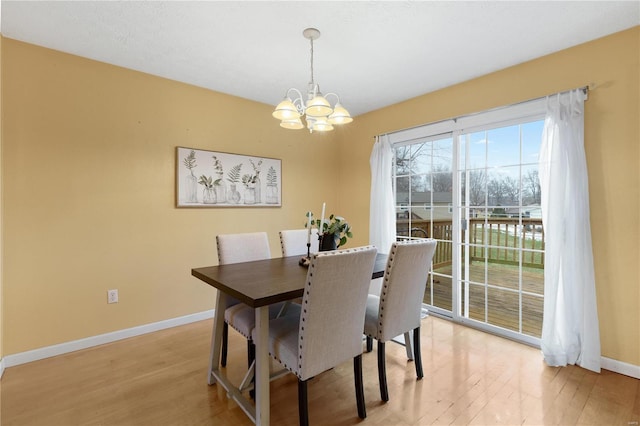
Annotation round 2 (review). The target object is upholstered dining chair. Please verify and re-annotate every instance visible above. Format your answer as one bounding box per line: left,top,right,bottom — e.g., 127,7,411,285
216,232,288,368
364,239,437,402
253,246,377,426
279,228,320,257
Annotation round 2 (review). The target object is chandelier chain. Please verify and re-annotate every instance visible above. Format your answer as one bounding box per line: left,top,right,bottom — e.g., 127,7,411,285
309,37,315,86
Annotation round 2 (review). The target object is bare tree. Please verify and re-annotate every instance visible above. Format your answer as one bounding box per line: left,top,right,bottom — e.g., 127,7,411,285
394,144,429,175
432,164,452,193
394,141,453,202
465,170,487,206
488,175,518,206
523,169,541,205
394,144,429,193
503,176,519,205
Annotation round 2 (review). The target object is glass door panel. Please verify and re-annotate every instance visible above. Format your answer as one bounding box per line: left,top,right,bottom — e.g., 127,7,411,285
467,282,486,322
427,272,452,311
522,293,544,337
458,120,545,339
487,287,520,332
394,136,453,314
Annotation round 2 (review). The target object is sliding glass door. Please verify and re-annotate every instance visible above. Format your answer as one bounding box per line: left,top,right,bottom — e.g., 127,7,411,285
392,103,546,344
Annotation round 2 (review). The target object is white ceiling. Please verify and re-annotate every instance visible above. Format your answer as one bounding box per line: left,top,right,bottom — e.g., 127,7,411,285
1,1,639,117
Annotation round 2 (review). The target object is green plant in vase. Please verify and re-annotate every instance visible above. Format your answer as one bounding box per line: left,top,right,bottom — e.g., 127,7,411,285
306,212,352,250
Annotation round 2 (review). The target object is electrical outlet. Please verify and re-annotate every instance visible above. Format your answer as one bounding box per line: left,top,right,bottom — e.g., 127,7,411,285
107,289,119,304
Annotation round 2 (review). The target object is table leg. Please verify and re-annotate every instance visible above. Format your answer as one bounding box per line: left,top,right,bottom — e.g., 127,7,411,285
208,290,228,385
404,331,414,360
254,306,270,425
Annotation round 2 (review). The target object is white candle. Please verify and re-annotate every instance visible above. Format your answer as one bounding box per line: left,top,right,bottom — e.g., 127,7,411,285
307,211,312,245
320,202,326,235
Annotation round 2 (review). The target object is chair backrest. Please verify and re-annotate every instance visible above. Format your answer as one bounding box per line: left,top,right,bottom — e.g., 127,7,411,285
377,239,437,341
216,232,271,265
297,245,377,380
279,229,320,257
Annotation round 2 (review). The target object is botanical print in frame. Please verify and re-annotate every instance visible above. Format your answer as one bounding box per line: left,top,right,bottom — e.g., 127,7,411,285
176,147,282,207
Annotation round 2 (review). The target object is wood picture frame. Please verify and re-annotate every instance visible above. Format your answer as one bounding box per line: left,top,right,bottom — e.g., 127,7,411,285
176,147,282,208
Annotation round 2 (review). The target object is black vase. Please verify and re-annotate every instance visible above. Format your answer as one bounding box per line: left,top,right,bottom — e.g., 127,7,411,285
319,233,338,251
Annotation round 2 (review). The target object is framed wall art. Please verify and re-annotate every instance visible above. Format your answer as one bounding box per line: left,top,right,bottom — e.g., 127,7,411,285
176,147,282,208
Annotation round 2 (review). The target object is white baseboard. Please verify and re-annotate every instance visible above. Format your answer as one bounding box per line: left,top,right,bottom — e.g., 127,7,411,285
601,356,640,379
2,309,638,381
3,309,215,369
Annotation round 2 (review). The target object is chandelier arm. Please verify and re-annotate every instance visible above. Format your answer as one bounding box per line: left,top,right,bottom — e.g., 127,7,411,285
324,93,341,106
285,88,306,114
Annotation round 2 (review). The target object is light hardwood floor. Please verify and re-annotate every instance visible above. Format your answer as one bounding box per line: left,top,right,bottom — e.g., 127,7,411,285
1,317,638,425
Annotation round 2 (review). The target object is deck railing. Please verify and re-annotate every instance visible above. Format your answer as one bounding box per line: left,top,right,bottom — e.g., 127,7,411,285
397,217,545,269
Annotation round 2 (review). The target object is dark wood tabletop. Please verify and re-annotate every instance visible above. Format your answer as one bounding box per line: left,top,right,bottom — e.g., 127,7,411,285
192,253,387,308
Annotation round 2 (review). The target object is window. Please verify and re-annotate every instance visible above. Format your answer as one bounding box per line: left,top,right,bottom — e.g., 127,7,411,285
390,99,546,345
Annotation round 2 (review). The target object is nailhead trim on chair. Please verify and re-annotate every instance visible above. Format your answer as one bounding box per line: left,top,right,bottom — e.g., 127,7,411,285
377,245,398,336
298,253,317,371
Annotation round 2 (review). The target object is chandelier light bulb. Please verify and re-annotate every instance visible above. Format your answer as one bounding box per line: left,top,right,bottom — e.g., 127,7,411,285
272,98,301,120
311,117,334,132
280,118,304,129
305,95,333,118
328,103,353,124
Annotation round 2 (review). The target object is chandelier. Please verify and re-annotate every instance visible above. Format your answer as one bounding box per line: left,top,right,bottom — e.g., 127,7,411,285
272,28,353,132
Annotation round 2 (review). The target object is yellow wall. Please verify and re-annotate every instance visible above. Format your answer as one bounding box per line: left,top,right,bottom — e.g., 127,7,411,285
339,27,640,367
2,27,639,369
1,39,343,354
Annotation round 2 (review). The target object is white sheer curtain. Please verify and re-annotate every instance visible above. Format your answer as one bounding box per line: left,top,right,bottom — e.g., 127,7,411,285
539,89,601,373
369,135,395,254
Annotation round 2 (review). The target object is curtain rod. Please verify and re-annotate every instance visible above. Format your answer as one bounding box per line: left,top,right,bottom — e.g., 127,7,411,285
377,83,594,139
501,83,593,110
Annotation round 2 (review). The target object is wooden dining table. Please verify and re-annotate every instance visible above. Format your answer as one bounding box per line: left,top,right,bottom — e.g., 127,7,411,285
191,252,387,426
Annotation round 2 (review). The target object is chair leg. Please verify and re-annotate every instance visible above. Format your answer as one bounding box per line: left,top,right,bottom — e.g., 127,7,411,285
353,354,367,419
413,327,423,379
298,379,309,426
377,341,389,402
221,322,228,367
404,331,414,360
366,336,373,353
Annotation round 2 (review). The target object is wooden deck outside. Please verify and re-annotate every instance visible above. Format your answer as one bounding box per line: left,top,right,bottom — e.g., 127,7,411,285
426,262,544,338
399,217,545,339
